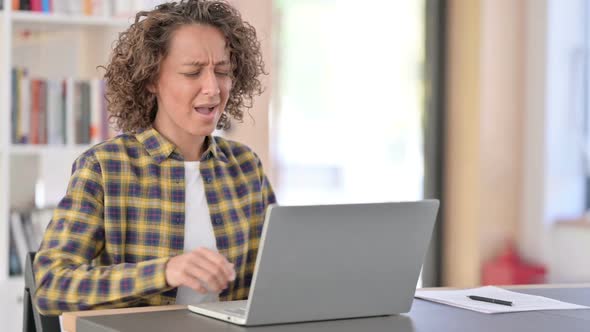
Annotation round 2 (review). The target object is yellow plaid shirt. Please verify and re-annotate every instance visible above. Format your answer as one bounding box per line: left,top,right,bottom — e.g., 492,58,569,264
33,127,276,315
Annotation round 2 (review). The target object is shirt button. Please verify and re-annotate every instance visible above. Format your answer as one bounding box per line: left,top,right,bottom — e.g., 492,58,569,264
206,177,213,184
214,218,222,225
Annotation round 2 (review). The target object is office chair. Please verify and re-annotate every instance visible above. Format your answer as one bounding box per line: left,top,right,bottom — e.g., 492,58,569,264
23,252,61,332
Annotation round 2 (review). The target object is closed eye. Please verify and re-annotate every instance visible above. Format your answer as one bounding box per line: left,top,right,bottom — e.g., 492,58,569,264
183,71,201,77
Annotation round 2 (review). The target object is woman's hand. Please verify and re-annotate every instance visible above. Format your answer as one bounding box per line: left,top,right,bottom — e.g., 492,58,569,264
165,247,236,294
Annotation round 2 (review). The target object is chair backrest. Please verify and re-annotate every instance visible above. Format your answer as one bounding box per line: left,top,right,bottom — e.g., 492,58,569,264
23,252,61,332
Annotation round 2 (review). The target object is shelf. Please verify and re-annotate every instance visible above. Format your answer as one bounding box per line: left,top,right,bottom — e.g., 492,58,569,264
9,144,91,155
1,5,128,308
11,11,132,31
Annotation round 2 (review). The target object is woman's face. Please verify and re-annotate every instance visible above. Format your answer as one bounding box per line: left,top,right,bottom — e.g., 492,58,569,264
151,24,232,140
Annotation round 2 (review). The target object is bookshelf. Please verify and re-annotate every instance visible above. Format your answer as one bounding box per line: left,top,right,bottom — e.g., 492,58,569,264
11,10,131,28
0,2,155,327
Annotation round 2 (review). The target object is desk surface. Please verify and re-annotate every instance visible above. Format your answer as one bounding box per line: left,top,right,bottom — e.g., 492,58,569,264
77,287,590,332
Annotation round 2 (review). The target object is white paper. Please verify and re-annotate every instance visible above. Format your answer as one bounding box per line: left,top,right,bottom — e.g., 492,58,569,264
415,286,589,314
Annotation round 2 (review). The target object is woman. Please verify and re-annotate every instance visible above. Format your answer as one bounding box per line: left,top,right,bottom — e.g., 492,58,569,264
33,0,276,315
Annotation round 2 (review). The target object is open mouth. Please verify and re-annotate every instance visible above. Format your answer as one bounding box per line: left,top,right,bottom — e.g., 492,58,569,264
194,106,216,115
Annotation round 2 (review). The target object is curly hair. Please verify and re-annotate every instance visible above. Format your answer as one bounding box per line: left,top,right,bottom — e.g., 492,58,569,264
102,0,265,133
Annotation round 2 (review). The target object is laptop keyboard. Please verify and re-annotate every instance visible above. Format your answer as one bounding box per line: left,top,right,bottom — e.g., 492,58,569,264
223,307,247,317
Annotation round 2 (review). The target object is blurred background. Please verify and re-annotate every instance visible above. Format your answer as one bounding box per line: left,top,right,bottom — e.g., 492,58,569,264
1,0,590,330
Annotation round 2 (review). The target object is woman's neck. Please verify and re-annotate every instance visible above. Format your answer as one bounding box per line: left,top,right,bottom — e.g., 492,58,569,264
177,138,206,161
152,124,206,161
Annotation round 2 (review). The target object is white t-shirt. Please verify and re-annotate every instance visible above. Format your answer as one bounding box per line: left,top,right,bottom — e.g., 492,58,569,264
175,161,219,304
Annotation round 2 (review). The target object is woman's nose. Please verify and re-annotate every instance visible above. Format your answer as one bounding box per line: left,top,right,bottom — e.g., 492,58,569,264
202,70,221,96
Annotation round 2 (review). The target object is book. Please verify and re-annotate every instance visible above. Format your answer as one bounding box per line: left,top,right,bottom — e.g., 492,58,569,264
11,68,19,144
38,80,48,144
11,68,110,145
9,211,29,272
31,0,42,11
90,79,102,144
9,234,22,276
19,73,31,144
30,79,40,144
47,79,66,144
41,0,50,12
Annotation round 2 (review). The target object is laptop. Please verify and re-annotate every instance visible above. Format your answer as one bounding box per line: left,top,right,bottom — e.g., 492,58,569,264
188,200,439,326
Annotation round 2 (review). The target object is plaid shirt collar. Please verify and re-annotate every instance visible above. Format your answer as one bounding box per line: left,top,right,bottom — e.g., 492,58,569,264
134,127,229,164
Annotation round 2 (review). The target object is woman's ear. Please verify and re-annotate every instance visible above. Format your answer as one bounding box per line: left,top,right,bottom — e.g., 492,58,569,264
147,81,157,94
147,85,155,94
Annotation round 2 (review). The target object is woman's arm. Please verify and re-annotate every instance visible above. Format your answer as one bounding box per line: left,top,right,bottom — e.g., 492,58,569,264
33,152,172,316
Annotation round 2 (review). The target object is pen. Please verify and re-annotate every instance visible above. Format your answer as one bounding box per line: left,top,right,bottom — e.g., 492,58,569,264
467,295,513,306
